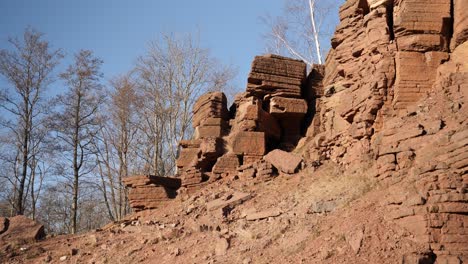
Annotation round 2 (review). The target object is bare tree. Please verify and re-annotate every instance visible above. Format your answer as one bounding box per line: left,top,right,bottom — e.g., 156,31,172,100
0,27,63,215
49,50,104,234
262,0,341,67
134,33,236,177
94,74,137,221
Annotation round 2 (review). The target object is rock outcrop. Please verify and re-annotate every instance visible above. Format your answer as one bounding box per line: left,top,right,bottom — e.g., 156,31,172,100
301,0,468,261
122,0,467,261
124,55,309,210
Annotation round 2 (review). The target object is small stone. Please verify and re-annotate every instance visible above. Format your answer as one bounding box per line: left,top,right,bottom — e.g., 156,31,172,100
215,238,230,256
60,256,68,261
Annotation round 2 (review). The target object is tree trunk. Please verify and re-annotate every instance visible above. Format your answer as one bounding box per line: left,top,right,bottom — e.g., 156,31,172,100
16,102,30,215
71,93,81,234
308,0,323,64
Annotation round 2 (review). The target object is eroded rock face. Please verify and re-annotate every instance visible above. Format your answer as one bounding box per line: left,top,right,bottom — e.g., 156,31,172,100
175,54,308,183
124,55,309,208
122,1,467,260
303,0,468,261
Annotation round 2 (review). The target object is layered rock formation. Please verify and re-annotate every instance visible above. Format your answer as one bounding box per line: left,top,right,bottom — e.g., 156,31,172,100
122,175,181,211
122,0,467,261
124,55,309,210
301,0,468,261
177,54,309,185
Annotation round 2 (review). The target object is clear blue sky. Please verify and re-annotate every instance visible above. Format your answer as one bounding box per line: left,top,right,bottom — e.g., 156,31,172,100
0,0,341,91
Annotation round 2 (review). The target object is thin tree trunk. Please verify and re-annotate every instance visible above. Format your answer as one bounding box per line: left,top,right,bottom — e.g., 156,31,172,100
16,102,30,215
308,0,323,64
71,93,81,234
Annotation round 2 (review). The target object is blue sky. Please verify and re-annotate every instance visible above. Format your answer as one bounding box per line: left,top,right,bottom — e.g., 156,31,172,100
0,0,341,91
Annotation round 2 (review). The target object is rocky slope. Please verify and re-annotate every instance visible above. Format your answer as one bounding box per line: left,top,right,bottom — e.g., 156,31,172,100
1,0,467,263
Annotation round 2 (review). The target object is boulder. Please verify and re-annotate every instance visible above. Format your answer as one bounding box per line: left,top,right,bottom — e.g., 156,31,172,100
0,217,8,235
0,215,45,246
264,149,302,174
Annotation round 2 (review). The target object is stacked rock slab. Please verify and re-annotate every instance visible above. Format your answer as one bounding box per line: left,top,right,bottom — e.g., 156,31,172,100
177,55,308,181
192,92,229,139
177,92,228,187
245,54,308,150
121,175,181,211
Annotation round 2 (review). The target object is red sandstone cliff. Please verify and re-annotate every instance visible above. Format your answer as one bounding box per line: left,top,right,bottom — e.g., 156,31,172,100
2,0,467,263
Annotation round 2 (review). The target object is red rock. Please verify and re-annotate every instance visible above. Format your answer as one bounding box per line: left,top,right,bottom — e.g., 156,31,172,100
243,155,263,165
212,153,240,175
206,192,251,211
0,215,45,246
393,0,451,37
393,51,449,109
192,92,228,128
176,147,200,169
194,125,223,139
245,208,282,221
452,0,468,49
247,54,306,98
231,131,266,156
269,97,307,115
122,175,181,188
0,217,8,234
180,168,205,187
122,175,181,211
238,168,256,179
264,149,302,174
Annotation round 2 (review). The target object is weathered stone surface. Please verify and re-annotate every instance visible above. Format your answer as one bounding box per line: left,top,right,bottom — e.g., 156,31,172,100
231,131,266,156
269,97,307,115
243,155,264,165
308,200,337,214
180,168,205,187
122,175,181,189
233,95,281,140
346,227,364,254
245,208,282,221
192,92,228,128
393,51,448,109
194,125,223,139
264,149,302,174
176,147,200,169
122,175,181,211
393,0,451,37
0,215,45,246
452,0,468,50
206,192,251,211
247,54,306,98
215,238,230,256
212,153,240,175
